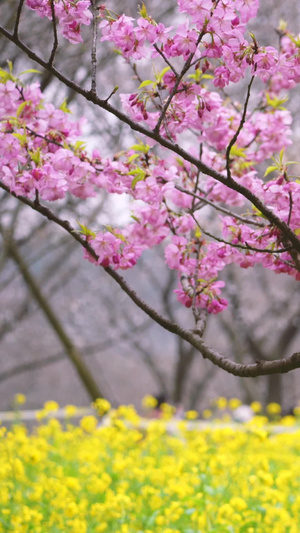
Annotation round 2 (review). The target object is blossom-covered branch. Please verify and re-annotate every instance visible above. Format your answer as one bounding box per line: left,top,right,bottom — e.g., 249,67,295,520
1,0,300,377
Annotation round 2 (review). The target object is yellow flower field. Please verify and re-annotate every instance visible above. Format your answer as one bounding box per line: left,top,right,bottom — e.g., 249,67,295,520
0,401,300,533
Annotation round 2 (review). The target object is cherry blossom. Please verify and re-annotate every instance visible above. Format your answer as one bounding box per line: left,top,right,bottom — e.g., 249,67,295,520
1,0,300,315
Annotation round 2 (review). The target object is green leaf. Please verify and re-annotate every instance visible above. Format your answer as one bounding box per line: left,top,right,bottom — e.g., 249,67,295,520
129,168,146,176
230,144,246,158
294,228,300,236
29,149,41,165
113,232,126,242
12,132,27,145
138,80,153,89
265,92,288,109
129,168,146,188
105,226,126,241
279,148,285,163
156,66,170,84
128,154,140,162
76,220,96,238
74,140,86,151
195,227,202,238
287,32,300,48
240,160,256,169
252,206,266,218
130,142,150,154
59,98,71,114
0,68,14,83
7,60,13,74
264,165,278,177
16,100,31,118
18,69,42,76
139,2,148,18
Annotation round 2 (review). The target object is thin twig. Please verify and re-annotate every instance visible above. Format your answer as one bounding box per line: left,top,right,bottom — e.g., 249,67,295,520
288,190,293,226
13,0,25,38
175,184,265,227
153,22,212,135
193,217,294,255
225,73,256,180
90,0,98,95
48,0,58,67
191,142,203,211
153,44,179,77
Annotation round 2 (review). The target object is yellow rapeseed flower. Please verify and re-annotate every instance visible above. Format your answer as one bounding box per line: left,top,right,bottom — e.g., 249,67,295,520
215,397,227,410
92,398,111,416
293,405,300,417
251,401,262,413
185,410,198,420
202,409,212,419
80,415,98,433
229,398,242,410
0,398,299,533
43,400,59,412
64,404,78,417
266,402,282,415
14,393,26,405
142,394,158,409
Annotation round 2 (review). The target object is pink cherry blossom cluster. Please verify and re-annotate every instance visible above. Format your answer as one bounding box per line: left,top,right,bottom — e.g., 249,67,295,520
2,0,300,314
26,0,92,43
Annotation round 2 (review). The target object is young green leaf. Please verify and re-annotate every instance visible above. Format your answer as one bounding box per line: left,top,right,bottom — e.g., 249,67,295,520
264,165,278,177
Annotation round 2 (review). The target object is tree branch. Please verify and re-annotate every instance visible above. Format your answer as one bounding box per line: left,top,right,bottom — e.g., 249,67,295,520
1,182,300,377
48,0,58,67
0,27,299,252
13,0,25,38
225,74,256,180
90,0,98,95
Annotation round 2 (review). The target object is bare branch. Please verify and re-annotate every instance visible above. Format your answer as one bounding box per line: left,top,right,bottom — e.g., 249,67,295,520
225,73,256,180
90,0,98,95
153,27,207,135
13,0,25,38
153,44,179,77
176,184,265,227
48,0,58,67
0,319,151,387
194,219,293,255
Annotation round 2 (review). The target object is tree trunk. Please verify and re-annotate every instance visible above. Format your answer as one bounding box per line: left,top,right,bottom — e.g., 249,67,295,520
6,237,104,401
173,346,194,404
266,373,281,406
